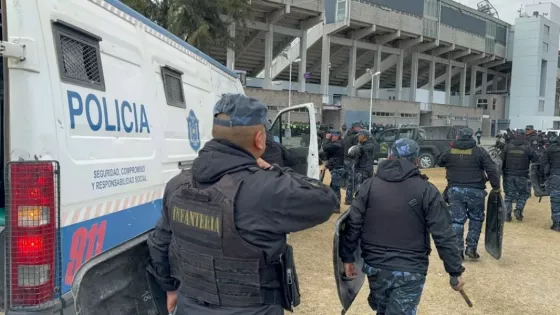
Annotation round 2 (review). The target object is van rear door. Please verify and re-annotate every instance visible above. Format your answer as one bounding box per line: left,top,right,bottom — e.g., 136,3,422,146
269,103,319,179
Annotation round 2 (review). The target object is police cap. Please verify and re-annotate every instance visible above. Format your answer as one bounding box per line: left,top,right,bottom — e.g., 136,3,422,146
331,130,342,137
390,138,420,159
459,128,474,139
213,94,271,129
351,121,363,128
358,130,371,137
526,125,534,130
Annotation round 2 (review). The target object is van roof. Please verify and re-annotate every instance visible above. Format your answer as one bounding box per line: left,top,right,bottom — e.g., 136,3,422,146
107,0,238,79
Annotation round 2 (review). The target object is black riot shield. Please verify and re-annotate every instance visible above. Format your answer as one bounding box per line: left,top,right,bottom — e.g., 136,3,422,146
530,163,549,197
485,190,506,260
492,155,502,178
333,210,365,314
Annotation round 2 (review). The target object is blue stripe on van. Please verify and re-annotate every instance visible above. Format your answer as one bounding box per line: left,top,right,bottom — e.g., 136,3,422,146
60,199,163,294
104,0,238,78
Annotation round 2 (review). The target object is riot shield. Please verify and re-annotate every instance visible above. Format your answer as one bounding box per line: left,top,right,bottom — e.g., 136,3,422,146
491,155,502,178
485,190,506,260
333,210,365,314
530,163,548,197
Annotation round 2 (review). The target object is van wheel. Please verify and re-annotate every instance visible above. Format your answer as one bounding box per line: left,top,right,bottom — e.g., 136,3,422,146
418,153,435,169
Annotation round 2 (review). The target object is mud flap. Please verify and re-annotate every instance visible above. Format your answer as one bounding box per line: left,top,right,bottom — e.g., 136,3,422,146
485,190,506,260
333,210,365,314
72,235,167,315
530,163,548,197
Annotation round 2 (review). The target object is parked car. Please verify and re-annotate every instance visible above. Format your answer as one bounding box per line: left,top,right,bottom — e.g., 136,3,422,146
374,125,467,168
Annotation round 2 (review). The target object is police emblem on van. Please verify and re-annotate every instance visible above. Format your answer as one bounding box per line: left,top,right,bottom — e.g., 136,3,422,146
187,109,201,151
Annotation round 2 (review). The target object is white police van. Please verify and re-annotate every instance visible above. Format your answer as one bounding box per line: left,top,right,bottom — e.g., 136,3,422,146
0,0,318,314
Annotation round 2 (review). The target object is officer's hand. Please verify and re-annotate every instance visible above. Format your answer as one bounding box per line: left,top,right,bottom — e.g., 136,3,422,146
256,158,272,169
450,276,465,292
167,290,178,313
325,133,332,140
492,188,501,193
343,263,357,279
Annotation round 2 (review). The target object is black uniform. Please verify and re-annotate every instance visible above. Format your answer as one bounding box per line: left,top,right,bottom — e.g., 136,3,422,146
437,135,499,257
355,138,375,177
147,139,338,315
262,130,295,167
340,158,464,313
342,129,359,192
343,130,360,160
541,141,560,230
500,138,538,221
322,137,345,203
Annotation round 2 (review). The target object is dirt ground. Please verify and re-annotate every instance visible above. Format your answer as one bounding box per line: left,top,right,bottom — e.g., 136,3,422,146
291,168,560,315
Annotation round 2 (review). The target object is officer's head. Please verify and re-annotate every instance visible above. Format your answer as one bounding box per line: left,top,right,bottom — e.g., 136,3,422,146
526,125,534,134
389,138,420,165
458,128,474,140
351,121,363,132
331,130,342,141
341,124,347,131
212,94,270,159
358,130,371,143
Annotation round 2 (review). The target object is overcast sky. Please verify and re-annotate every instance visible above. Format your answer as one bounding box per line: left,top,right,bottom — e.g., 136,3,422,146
456,0,560,24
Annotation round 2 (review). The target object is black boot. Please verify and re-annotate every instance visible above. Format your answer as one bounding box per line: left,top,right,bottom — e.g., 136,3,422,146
465,248,480,260
505,213,512,222
514,209,524,222
551,222,560,232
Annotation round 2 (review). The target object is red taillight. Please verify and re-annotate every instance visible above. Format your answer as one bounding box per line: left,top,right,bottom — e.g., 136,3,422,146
7,162,59,308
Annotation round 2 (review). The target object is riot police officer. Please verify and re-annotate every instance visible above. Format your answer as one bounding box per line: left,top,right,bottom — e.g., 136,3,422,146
500,132,539,222
147,94,339,315
343,122,363,204
262,129,295,168
437,128,500,260
322,130,345,212
340,138,465,314
526,125,543,196
540,137,560,231
347,130,375,194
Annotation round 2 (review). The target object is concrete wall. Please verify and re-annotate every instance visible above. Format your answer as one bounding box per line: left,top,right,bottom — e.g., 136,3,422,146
244,88,322,123
246,77,347,104
474,94,506,120
357,88,455,105
341,96,420,126
430,104,483,130
246,87,489,129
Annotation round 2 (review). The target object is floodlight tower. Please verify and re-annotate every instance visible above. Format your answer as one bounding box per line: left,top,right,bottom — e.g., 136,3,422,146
477,0,499,18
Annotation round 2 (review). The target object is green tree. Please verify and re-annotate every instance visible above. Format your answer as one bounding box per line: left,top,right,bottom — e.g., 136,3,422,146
122,0,251,52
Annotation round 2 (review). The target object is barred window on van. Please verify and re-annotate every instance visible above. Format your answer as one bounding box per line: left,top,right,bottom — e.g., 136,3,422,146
161,67,186,108
53,22,105,91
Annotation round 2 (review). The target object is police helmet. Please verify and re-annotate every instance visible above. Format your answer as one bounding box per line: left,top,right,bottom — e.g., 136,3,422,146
348,145,361,158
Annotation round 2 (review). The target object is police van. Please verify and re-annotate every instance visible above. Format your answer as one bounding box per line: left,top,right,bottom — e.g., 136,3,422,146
0,0,318,314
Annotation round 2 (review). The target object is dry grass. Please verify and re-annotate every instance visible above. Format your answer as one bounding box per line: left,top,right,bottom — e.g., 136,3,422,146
291,168,560,315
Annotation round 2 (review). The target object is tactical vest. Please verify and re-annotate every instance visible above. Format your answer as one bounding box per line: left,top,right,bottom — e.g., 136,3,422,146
362,175,431,254
504,145,530,173
444,147,485,187
167,169,283,307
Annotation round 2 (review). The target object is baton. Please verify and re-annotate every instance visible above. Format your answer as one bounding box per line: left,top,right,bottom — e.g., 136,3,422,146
450,277,473,308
